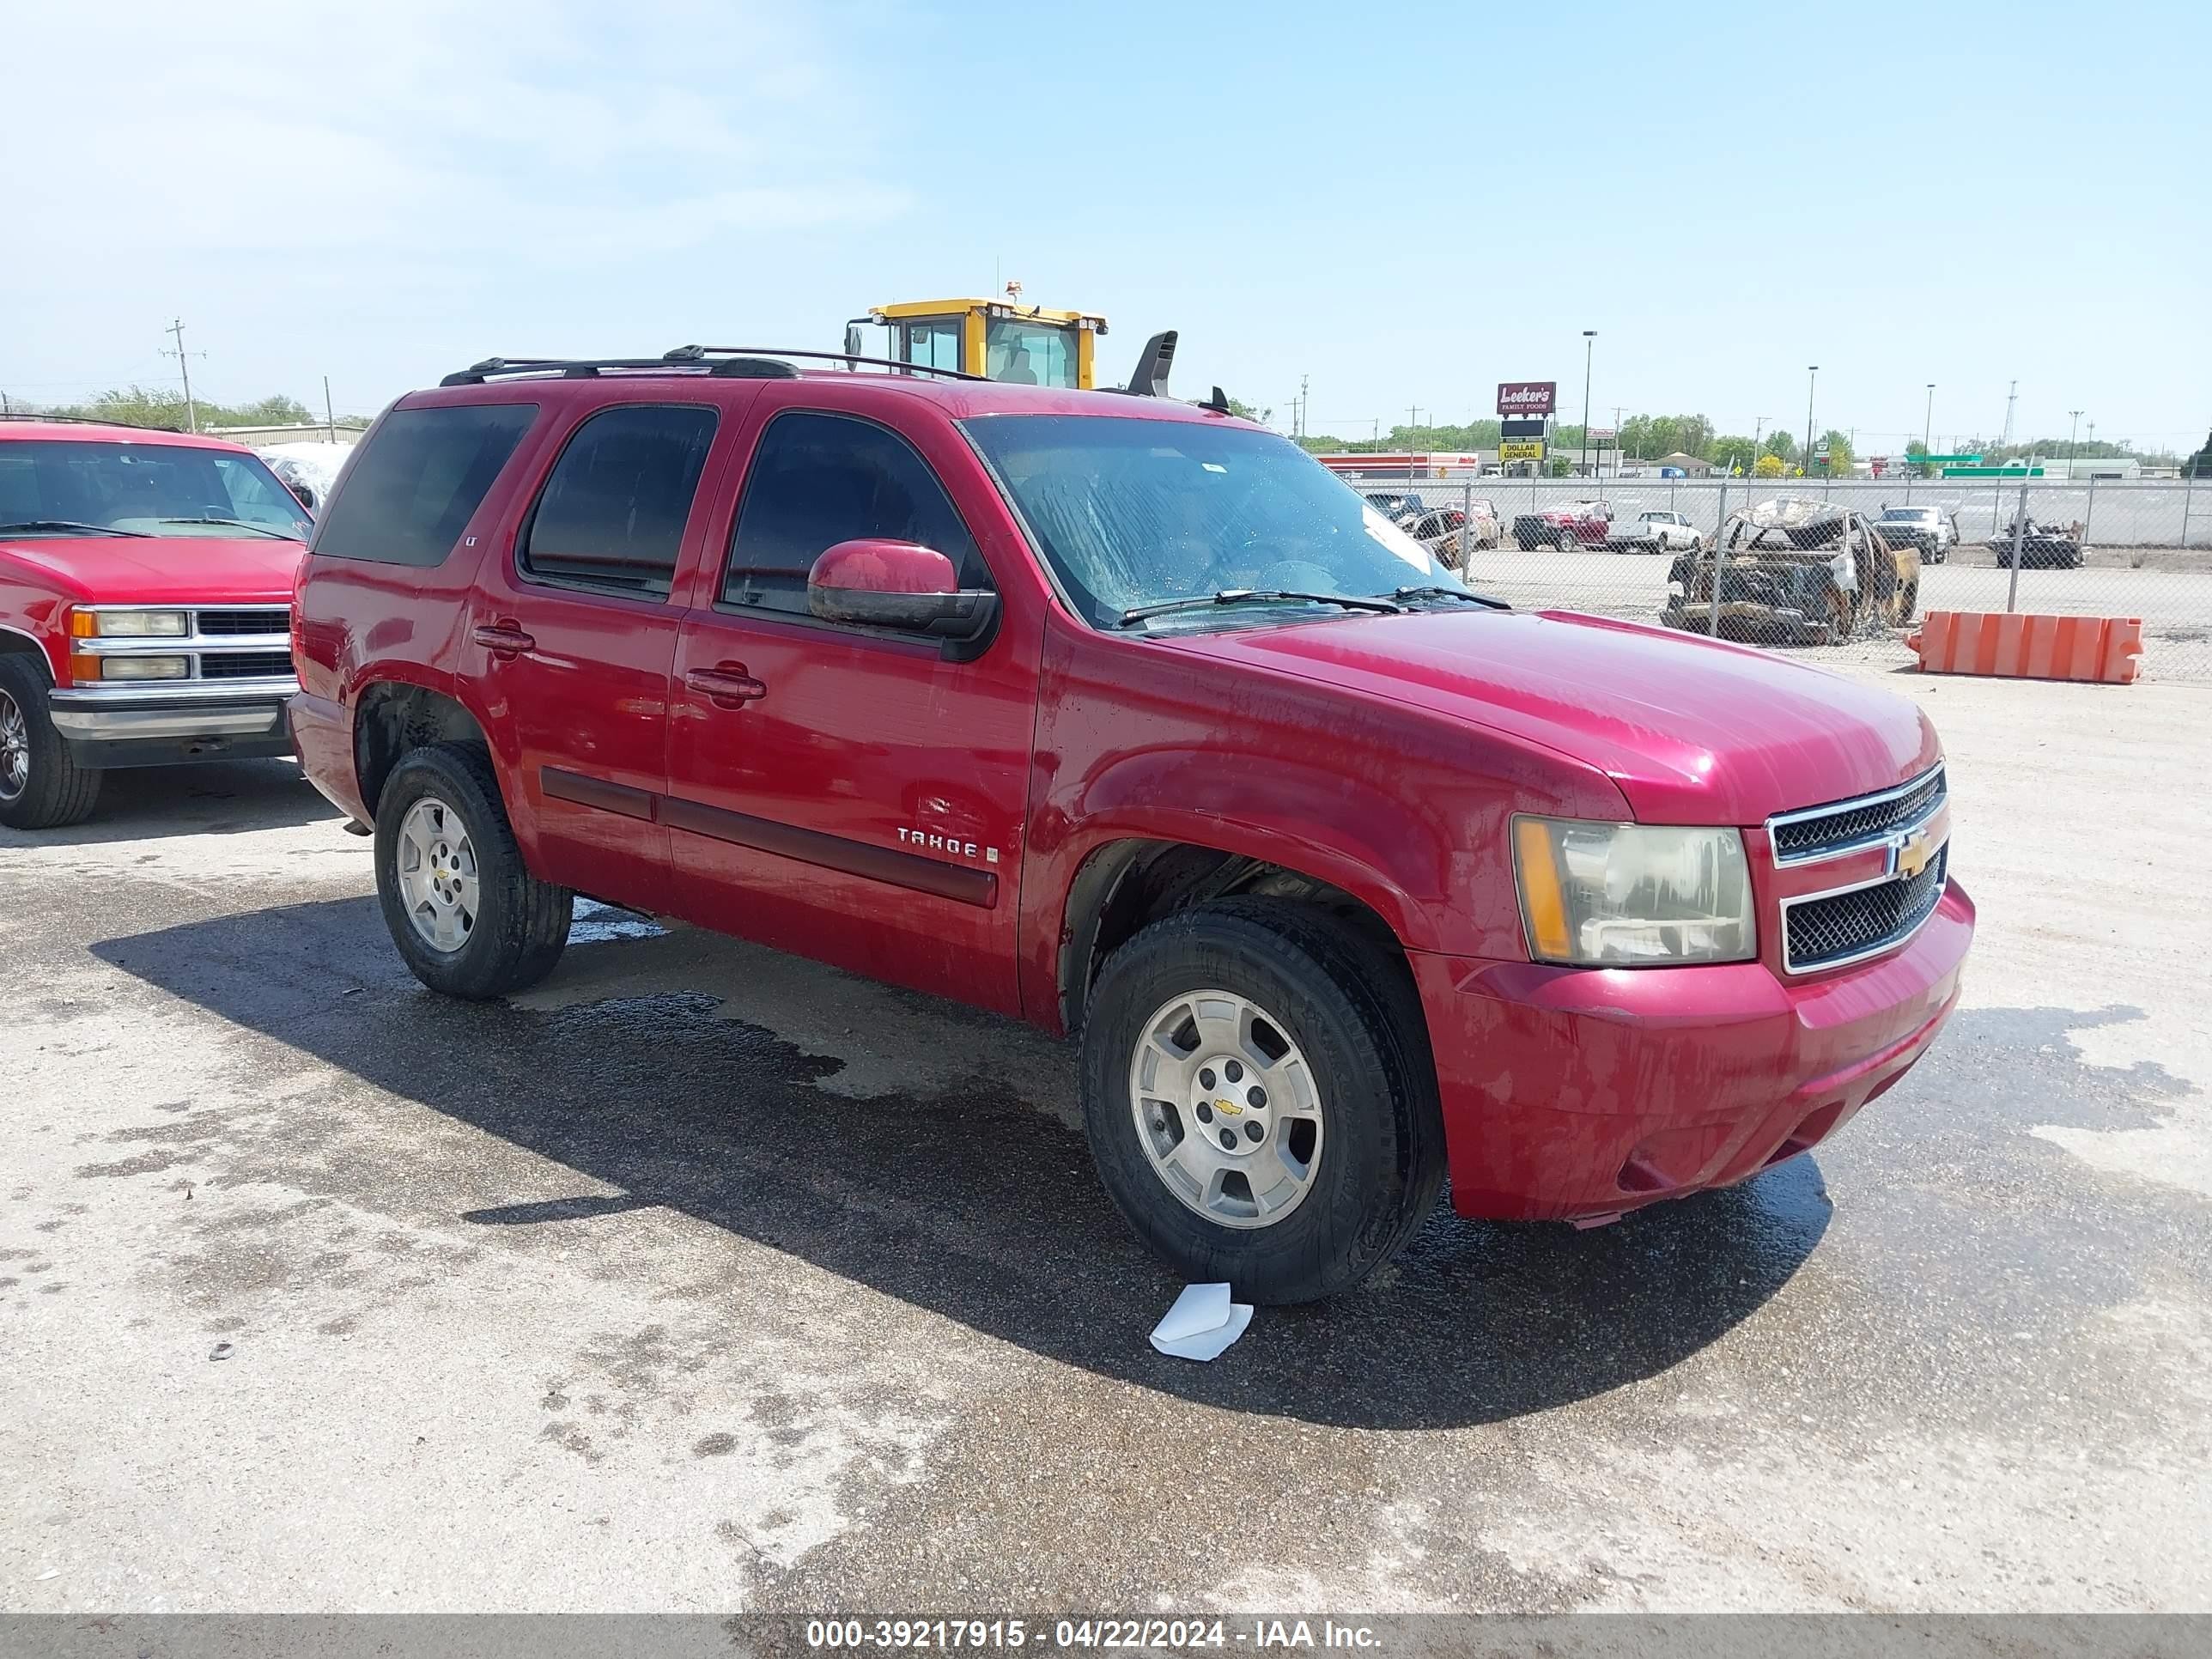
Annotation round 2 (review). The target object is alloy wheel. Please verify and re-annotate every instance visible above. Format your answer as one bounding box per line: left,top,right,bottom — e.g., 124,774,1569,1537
0,690,28,803
395,795,480,952
1127,988,1325,1230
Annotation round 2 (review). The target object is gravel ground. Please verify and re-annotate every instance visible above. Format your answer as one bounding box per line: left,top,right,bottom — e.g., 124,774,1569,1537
2,665,2208,1618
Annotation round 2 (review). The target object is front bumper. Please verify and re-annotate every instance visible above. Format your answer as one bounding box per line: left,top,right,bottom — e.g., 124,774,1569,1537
49,680,295,769
1412,881,1975,1221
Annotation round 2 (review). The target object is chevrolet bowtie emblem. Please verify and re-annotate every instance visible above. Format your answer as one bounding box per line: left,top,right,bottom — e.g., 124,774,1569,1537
1215,1099,1242,1115
1894,830,1934,879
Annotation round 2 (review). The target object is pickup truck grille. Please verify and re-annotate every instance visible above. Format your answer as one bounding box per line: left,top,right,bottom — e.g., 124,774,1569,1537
1768,765,1947,864
1784,848,1948,973
195,607,288,637
198,650,295,680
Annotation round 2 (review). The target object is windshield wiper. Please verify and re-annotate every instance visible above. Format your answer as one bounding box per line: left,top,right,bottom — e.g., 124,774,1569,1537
1116,588,1405,628
155,518,300,540
1392,585,1511,611
0,520,153,538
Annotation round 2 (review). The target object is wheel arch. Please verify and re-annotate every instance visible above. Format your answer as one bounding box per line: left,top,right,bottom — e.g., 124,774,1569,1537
1053,836,1418,1039
352,680,492,819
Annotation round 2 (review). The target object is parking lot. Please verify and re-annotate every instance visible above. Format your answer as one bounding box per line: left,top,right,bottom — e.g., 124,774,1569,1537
3,665,2208,1616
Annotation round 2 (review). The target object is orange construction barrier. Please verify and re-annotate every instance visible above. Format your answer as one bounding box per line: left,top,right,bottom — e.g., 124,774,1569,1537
1906,611,2143,684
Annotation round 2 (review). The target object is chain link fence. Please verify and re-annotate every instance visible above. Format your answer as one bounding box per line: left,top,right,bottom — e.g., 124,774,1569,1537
1340,466,2212,681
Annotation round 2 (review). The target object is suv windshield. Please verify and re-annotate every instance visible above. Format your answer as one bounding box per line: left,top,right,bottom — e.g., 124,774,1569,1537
963,416,1450,628
0,440,311,541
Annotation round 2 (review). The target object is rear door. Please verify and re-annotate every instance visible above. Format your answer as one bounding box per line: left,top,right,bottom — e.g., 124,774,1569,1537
662,394,1036,1015
467,396,739,915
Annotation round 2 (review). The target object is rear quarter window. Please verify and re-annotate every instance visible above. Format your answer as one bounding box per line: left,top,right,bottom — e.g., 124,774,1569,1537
313,404,538,567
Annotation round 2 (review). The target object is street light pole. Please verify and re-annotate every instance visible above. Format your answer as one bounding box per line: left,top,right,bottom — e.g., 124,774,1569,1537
1803,366,1818,477
2068,410,2082,481
1581,331,1596,479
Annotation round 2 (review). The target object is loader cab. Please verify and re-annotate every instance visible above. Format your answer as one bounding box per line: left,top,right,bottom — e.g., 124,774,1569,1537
846,293,1107,390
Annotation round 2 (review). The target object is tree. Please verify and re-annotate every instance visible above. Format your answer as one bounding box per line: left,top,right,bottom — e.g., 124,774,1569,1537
22,385,332,434
1753,453,1786,479
1761,430,1799,464
1710,434,1759,475
1225,397,1274,427
1814,428,1854,471
2188,429,2212,478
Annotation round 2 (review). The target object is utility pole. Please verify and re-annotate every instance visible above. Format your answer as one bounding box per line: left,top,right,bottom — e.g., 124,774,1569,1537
1297,374,1309,441
1753,414,1766,455
2002,379,2018,448
1804,366,1819,477
2067,410,2082,479
161,318,204,433
325,376,337,443
1580,331,1596,479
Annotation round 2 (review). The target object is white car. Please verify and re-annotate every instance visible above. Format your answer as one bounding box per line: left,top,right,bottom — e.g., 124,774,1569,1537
1610,509,1703,554
1872,505,1959,563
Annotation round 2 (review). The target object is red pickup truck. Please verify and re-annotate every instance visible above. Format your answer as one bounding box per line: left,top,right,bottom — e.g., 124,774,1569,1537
291,349,1973,1304
1,417,311,829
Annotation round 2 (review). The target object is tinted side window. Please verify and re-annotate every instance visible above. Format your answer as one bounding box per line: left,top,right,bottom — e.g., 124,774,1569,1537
722,411,987,615
313,404,537,566
520,404,719,600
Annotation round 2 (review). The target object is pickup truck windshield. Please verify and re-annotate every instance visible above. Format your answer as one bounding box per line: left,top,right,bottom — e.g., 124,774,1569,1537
964,415,1450,628
0,441,311,542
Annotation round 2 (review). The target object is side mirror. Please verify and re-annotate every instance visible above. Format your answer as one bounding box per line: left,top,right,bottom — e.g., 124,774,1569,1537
807,539,999,653
287,480,318,511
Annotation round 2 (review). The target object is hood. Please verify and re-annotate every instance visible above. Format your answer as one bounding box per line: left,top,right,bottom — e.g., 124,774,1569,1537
1151,609,1938,825
0,535,304,606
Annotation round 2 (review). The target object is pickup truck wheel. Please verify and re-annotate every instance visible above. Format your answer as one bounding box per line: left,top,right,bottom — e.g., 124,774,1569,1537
374,743,572,1000
1082,899,1446,1304
0,657,101,830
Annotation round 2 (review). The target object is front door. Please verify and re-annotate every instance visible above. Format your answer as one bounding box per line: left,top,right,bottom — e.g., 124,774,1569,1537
468,398,730,915
665,404,1034,1015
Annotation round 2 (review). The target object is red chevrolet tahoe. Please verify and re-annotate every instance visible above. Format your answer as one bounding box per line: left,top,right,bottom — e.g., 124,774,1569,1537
1,418,312,829
290,348,1973,1304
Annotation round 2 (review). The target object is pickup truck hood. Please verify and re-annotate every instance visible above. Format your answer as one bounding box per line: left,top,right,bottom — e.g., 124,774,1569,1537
0,534,303,605
1152,608,1938,825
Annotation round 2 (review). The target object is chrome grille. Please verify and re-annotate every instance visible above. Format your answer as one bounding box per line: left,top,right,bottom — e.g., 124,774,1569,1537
198,650,294,680
1769,765,1946,864
1784,848,1948,973
195,607,288,637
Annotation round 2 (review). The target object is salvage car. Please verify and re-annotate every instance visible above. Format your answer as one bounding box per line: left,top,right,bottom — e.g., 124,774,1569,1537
1993,514,2086,568
1511,498,1613,550
1660,496,1921,646
1609,509,1702,554
291,347,1973,1304
0,416,309,829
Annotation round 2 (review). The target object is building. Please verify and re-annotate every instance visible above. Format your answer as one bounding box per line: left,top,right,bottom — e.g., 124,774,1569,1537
201,422,364,450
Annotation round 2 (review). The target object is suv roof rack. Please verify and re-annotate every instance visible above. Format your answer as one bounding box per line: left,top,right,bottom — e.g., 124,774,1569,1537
439,345,992,388
0,410,186,433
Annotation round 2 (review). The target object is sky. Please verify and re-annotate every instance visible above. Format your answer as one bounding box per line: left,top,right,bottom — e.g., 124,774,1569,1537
3,0,2206,456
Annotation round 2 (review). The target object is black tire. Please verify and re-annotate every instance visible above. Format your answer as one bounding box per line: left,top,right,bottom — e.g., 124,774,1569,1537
1080,898,1446,1305
0,654,101,831
374,742,572,1000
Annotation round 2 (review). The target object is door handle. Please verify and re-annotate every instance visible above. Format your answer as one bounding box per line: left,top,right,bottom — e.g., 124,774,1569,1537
685,664,767,708
471,622,536,659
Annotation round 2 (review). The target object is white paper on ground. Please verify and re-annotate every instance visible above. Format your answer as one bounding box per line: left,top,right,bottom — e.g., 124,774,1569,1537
1149,1281,1254,1361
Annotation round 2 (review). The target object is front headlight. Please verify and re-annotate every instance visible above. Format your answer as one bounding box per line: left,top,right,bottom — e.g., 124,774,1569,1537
70,608,188,638
1512,817,1755,966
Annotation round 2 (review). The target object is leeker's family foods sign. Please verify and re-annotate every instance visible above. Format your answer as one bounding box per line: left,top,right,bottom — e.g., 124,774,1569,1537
1497,382,1556,416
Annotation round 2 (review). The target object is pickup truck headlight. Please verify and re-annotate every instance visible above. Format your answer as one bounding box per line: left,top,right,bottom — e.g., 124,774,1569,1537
88,655,191,681
70,608,188,638
1512,817,1755,966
